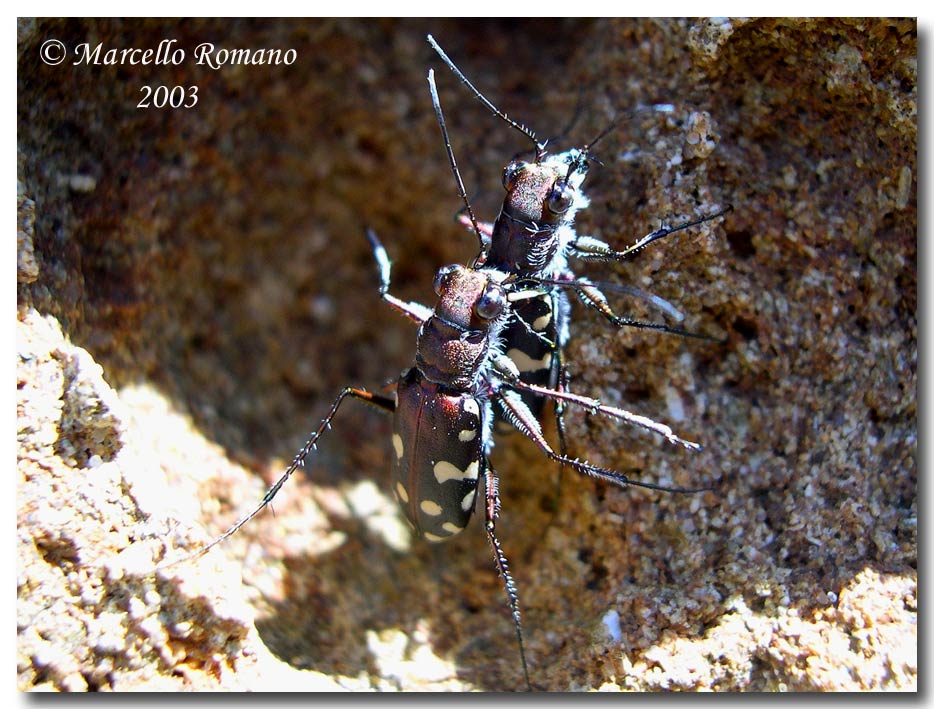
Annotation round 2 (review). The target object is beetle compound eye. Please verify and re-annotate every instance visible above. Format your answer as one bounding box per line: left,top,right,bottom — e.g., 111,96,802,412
475,284,506,319
546,181,573,215
503,161,525,191
433,265,458,296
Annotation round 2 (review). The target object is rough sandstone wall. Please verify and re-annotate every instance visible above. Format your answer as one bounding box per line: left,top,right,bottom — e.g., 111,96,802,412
18,18,915,691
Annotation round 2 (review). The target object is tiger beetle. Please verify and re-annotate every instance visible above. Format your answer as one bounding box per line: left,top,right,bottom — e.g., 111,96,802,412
164,65,710,691
428,35,731,453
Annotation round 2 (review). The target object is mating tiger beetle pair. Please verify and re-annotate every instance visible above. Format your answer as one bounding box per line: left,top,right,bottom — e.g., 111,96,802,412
170,35,731,690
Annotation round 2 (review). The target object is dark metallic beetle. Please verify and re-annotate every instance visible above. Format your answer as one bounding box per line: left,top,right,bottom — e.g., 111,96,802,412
390,263,508,542
367,222,703,689
428,35,730,435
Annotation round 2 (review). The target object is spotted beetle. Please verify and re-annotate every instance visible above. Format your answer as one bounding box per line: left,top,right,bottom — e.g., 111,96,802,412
428,35,730,446
166,67,708,690
366,226,703,690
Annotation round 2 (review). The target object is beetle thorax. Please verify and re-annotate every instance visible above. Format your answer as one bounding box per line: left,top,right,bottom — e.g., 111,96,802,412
415,265,509,390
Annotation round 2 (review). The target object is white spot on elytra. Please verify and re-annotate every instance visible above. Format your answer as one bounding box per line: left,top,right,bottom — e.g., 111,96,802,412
424,532,448,543
461,490,476,512
463,399,480,418
532,312,552,331
507,347,551,373
420,500,442,516
441,522,464,535
433,460,479,483
458,427,476,442
394,481,409,503
392,433,404,459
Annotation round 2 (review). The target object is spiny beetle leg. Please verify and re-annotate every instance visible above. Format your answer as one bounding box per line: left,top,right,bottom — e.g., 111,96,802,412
490,362,700,451
570,204,733,263
366,228,433,324
550,345,571,505
483,462,532,691
158,386,394,569
572,281,721,342
494,389,709,495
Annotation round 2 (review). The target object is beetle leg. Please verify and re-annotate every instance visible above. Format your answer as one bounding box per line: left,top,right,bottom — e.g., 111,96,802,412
483,461,532,691
568,204,733,262
159,386,395,569
494,389,708,494
365,228,433,324
551,345,570,501
572,277,719,341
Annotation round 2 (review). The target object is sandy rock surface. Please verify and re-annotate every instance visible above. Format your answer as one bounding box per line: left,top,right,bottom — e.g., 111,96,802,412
17,18,915,691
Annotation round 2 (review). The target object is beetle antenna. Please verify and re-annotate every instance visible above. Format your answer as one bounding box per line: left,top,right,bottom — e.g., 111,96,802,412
562,103,680,183
427,68,488,266
428,34,544,158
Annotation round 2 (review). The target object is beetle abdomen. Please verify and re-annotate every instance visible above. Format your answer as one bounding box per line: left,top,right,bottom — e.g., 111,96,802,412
392,368,482,541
